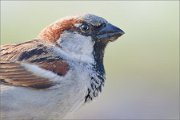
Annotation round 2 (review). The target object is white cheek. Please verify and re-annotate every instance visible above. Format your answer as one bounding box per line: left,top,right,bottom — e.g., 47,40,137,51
57,31,94,56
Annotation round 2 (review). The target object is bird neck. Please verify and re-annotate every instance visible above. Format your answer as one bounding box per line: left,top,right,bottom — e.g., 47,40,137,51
93,42,107,76
84,42,107,103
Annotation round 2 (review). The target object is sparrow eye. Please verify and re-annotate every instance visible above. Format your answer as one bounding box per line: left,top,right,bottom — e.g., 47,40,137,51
80,24,89,32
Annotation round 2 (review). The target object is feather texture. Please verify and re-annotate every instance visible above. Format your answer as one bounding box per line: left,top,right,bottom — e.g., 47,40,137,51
0,61,69,89
0,40,69,89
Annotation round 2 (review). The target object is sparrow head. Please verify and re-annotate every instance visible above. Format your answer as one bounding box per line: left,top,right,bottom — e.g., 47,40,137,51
38,14,124,57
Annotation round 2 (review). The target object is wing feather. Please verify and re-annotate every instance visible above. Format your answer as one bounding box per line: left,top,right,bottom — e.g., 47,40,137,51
0,62,54,89
0,40,69,89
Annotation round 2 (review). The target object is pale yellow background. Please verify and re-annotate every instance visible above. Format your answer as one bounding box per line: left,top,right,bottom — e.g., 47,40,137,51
1,1,179,119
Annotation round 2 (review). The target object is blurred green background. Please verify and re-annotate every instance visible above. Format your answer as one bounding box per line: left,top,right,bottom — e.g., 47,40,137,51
1,1,179,119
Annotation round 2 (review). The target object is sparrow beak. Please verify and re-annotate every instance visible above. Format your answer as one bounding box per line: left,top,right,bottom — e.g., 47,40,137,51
96,23,125,42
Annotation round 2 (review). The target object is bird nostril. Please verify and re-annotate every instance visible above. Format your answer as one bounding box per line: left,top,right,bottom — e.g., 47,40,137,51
101,23,106,28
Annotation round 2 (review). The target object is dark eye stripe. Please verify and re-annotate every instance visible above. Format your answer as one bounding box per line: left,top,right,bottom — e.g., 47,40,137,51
95,23,106,29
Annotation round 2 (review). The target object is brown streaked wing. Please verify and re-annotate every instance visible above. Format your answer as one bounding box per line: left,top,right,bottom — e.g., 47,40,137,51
0,39,49,62
0,59,70,89
0,40,70,89
0,62,54,89
37,60,69,76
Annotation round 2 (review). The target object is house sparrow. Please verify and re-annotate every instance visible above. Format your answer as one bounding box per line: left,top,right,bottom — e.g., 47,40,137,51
0,14,124,120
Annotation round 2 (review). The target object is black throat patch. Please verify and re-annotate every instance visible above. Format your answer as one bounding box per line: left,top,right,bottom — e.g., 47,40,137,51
84,41,107,103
